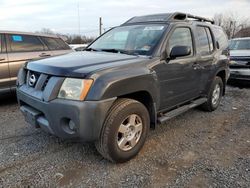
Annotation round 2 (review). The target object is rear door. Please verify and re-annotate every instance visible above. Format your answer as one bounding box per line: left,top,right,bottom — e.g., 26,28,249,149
195,26,215,92
6,34,52,87
0,34,11,92
40,37,72,56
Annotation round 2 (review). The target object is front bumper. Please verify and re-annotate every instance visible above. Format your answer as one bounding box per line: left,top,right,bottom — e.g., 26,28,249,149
17,89,116,141
229,69,250,81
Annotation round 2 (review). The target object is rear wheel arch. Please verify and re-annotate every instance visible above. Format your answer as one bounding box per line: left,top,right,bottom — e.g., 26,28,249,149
216,70,226,95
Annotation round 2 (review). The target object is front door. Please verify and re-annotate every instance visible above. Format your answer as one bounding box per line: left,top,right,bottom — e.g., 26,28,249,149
0,34,11,92
156,26,201,110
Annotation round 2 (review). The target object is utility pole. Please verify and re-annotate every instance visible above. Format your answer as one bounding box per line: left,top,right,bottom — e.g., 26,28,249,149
99,17,103,36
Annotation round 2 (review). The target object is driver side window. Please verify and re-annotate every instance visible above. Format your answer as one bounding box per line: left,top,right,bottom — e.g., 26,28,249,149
168,27,193,56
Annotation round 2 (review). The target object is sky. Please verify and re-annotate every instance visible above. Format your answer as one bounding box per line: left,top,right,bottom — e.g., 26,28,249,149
0,0,250,37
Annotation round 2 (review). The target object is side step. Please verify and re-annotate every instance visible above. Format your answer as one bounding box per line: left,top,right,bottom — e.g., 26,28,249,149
157,98,207,124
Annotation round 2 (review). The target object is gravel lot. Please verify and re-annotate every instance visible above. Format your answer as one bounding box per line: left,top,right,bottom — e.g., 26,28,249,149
0,84,249,187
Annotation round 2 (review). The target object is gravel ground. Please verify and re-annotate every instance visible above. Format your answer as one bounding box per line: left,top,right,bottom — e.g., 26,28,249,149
0,84,249,187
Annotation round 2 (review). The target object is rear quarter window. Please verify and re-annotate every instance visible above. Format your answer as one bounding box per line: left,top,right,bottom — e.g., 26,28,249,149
55,38,71,50
8,34,45,52
212,27,228,49
42,37,70,50
196,26,214,55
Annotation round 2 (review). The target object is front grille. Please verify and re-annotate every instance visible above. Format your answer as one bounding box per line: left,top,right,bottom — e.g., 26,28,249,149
230,57,250,69
19,70,64,102
41,76,50,91
230,64,250,69
26,70,50,91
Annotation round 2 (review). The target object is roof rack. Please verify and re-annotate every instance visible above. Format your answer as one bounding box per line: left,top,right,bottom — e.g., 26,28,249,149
122,12,214,25
171,12,215,24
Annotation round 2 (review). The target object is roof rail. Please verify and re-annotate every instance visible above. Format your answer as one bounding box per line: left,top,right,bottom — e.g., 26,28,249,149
122,12,214,25
171,12,215,24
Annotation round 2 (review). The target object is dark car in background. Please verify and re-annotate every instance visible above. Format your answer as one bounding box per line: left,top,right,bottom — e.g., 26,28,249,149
229,37,250,81
0,31,72,95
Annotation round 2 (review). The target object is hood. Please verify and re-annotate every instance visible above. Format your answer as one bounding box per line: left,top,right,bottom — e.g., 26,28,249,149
230,50,250,58
27,51,145,77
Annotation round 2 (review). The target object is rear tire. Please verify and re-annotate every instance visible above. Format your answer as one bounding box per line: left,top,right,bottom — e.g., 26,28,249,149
201,76,223,111
95,98,150,163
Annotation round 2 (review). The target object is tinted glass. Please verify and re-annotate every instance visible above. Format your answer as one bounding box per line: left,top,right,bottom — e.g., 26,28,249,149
9,34,45,52
168,27,193,55
55,38,71,50
229,39,250,50
196,26,210,55
89,24,167,56
205,28,214,52
212,27,228,49
42,37,64,50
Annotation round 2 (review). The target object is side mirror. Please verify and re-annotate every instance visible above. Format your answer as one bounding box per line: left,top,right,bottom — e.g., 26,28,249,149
170,46,191,59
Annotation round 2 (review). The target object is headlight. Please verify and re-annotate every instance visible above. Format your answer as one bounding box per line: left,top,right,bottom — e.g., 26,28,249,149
58,78,93,101
229,61,236,65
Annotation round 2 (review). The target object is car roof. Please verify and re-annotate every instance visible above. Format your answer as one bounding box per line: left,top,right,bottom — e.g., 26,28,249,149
0,30,61,38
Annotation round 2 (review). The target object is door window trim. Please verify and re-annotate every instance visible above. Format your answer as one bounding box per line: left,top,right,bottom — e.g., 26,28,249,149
165,25,196,60
6,34,47,53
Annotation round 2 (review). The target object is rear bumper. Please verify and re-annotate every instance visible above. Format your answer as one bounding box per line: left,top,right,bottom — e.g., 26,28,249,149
229,69,250,81
17,89,116,141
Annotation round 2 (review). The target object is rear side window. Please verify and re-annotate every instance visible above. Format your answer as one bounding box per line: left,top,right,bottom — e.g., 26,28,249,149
212,27,228,49
42,37,70,50
8,34,45,52
41,37,59,50
168,27,193,56
205,28,214,52
55,38,71,50
196,26,213,56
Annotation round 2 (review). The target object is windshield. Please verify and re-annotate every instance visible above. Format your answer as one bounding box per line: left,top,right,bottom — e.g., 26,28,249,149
88,24,167,56
229,39,250,50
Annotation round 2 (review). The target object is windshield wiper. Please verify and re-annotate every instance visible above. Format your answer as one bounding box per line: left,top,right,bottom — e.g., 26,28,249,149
85,48,99,51
98,48,136,55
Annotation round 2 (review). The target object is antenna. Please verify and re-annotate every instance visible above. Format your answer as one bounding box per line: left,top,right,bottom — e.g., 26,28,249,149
77,2,81,36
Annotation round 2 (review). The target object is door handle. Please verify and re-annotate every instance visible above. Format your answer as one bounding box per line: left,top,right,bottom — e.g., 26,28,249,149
192,63,203,70
39,53,51,57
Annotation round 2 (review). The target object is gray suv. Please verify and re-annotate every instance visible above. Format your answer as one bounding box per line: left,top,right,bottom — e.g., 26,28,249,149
229,37,250,81
0,31,72,94
17,13,229,162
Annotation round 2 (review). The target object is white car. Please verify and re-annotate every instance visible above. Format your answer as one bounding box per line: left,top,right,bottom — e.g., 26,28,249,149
69,44,88,51
229,37,250,81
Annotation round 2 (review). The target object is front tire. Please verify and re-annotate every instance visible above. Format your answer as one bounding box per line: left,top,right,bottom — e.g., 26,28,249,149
95,98,150,163
201,76,223,111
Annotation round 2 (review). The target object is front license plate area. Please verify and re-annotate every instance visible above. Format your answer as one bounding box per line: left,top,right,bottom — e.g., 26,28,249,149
20,105,41,128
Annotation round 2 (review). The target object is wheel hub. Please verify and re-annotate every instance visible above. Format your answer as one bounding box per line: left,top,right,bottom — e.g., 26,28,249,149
212,84,221,106
117,114,143,151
